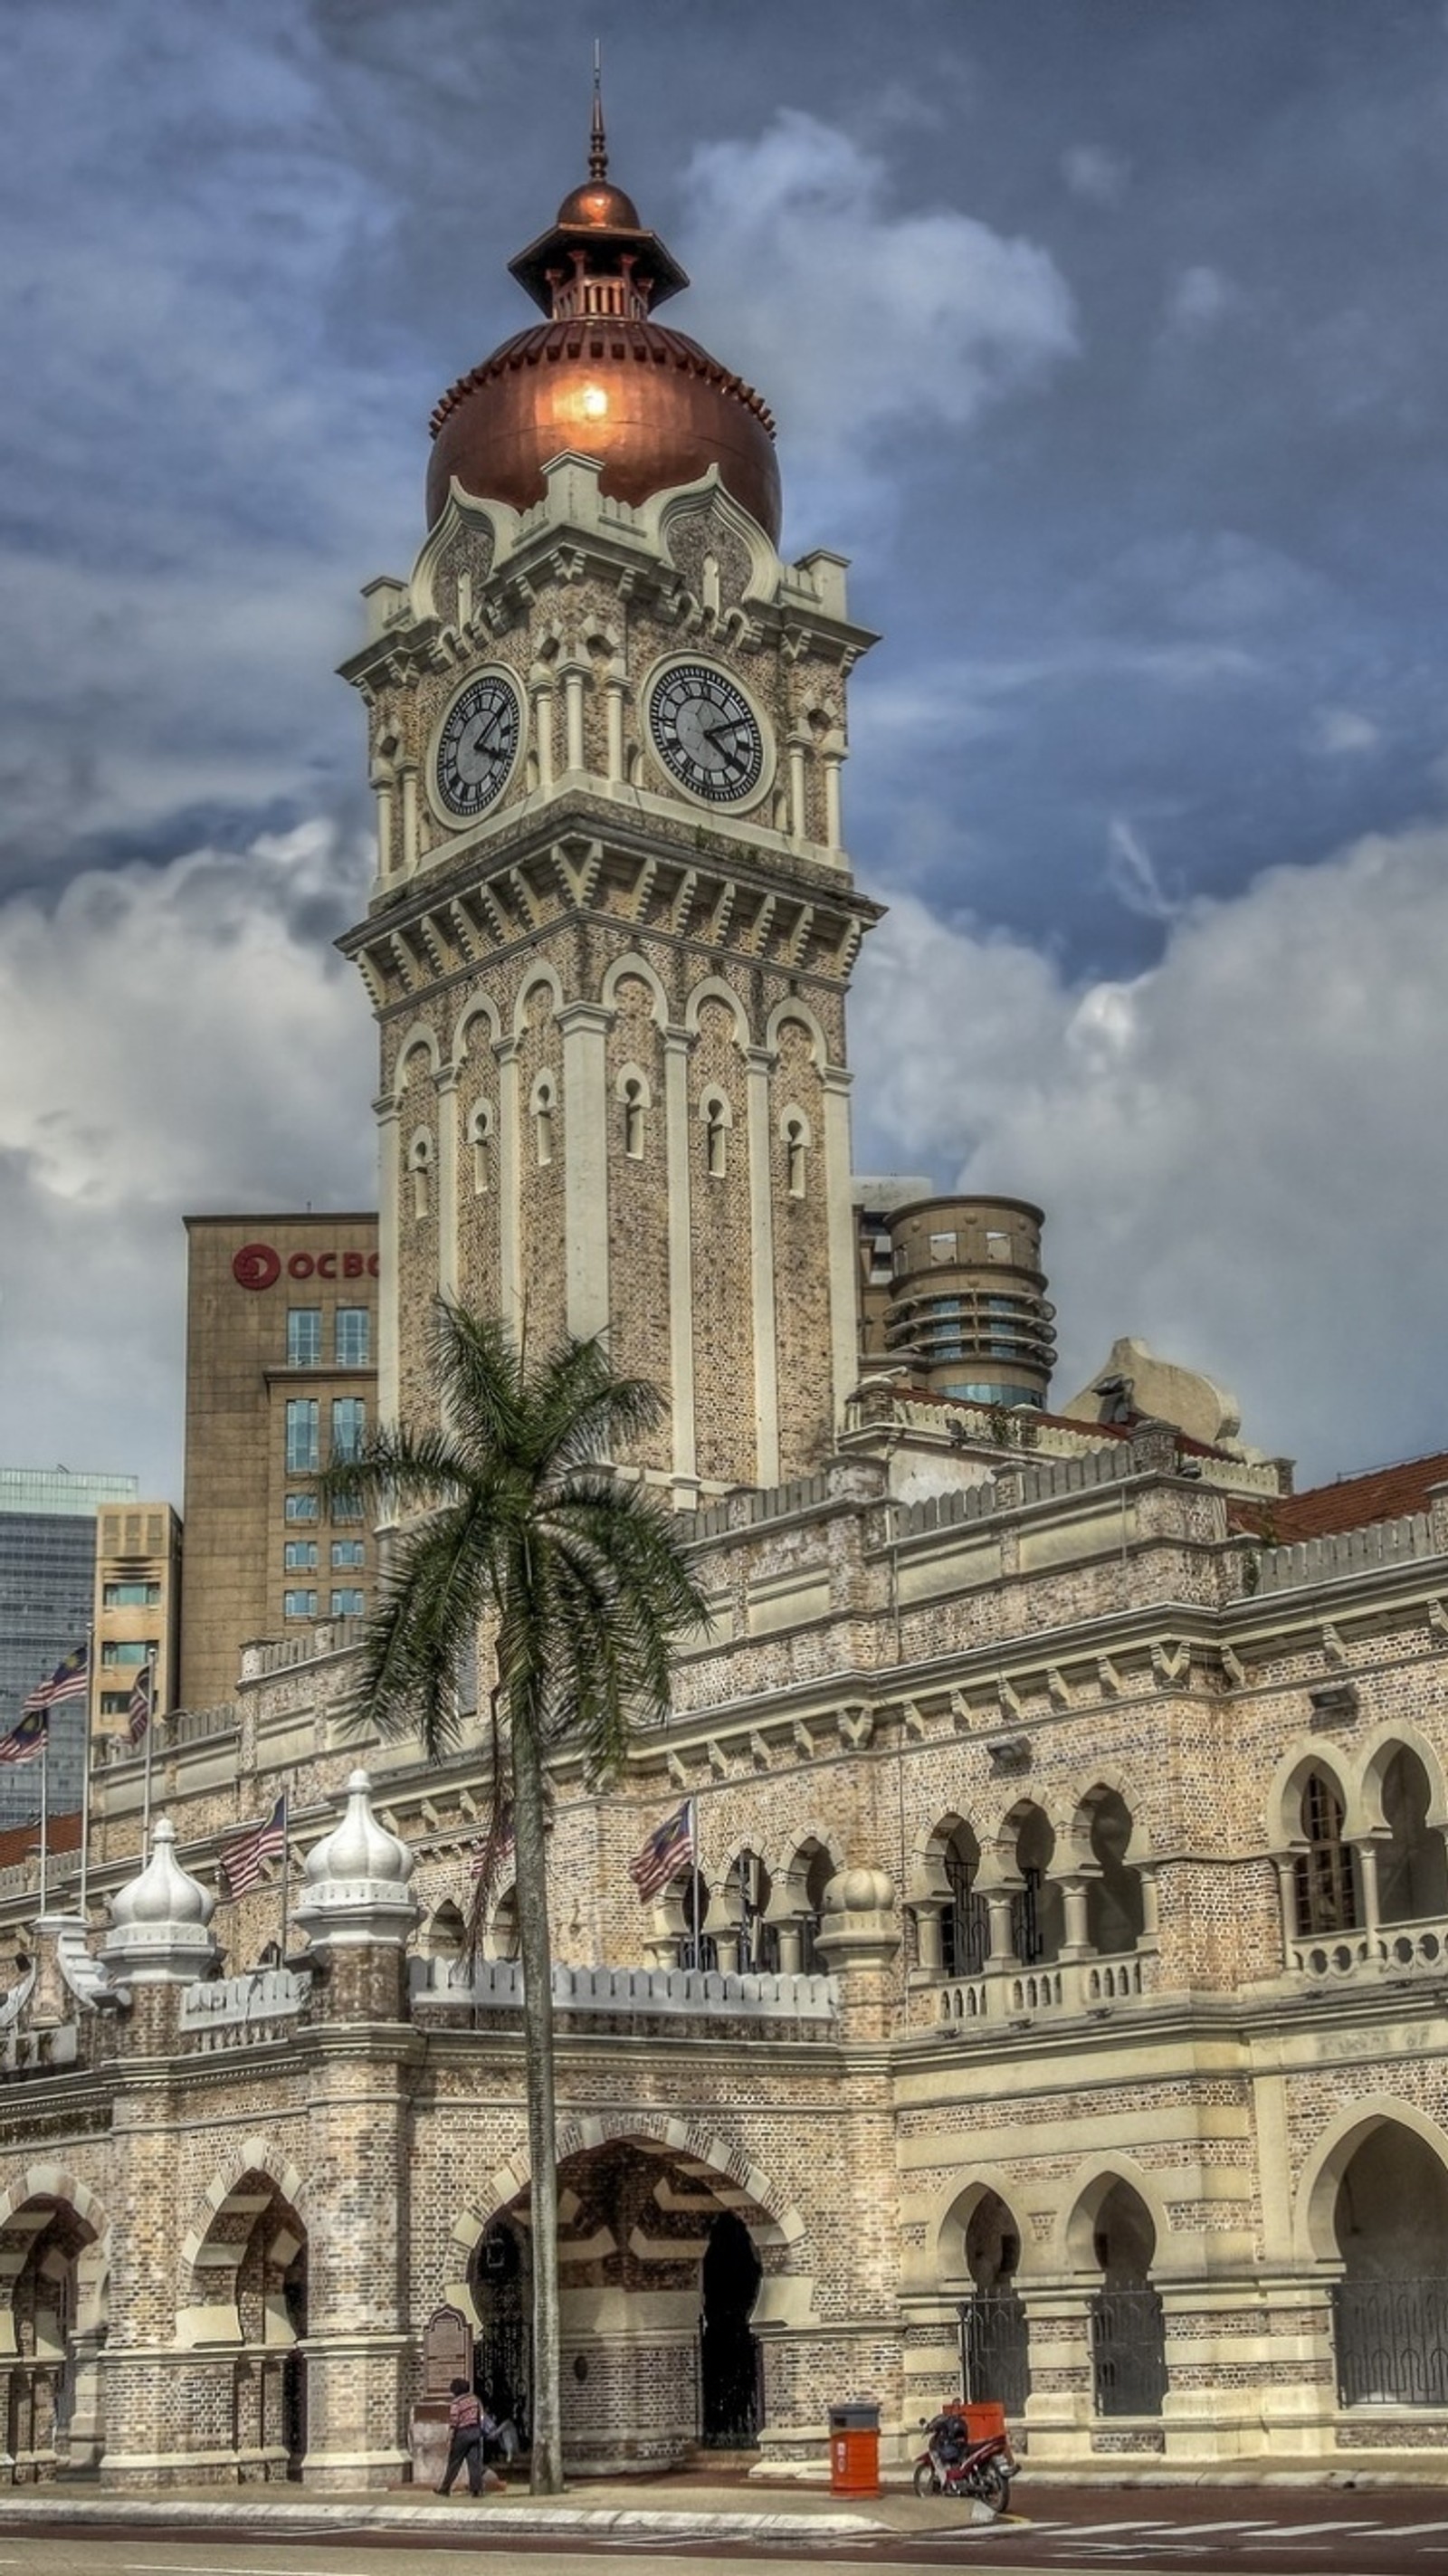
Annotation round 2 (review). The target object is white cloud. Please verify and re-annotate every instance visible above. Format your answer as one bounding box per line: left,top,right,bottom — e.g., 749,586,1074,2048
0,822,376,1493
851,817,1448,1482
1062,145,1130,206
1165,263,1238,335
1309,706,1381,758
1104,816,1186,923
676,112,1077,541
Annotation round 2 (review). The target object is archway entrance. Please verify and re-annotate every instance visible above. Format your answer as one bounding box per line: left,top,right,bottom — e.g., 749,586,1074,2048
1330,2123,1448,2406
1087,2180,1167,2419
958,2191,1029,2413
185,2166,308,2478
700,2210,763,2449
471,2216,531,2450
0,2195,106,2481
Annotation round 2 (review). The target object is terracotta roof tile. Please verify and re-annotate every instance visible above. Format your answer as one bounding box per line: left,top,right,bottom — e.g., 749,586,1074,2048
1227,1451,1448,1543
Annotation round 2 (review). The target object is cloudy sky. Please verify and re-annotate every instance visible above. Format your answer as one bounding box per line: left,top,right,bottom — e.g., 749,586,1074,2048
3,0,1447,1497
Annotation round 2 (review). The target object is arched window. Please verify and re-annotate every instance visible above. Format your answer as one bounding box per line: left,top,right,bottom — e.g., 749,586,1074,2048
468,1101,494,1196
940,1824,990,1978
407,1130,433,1221
489,1887,519,1961
1009,1806,1064,1966
701,1091,731,1181
729,1851,776,1973
617,1072,649,1160
1332,2121,1448,2405
1378,1748,1448,1925
1084,1790,1145,1956
1293,1772,1360,1937
531,1075,556,1169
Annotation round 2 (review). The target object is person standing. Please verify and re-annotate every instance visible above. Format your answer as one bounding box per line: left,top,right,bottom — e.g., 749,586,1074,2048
438,2378,486,2496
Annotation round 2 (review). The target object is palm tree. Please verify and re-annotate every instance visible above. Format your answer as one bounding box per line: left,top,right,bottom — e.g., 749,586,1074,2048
322,1306,708,2494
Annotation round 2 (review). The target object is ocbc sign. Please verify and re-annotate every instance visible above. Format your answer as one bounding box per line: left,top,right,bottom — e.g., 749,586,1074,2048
232,1243,379,1291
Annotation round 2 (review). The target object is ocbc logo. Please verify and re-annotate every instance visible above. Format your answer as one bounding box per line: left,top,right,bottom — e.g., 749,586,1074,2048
232,1244,379,1290
233,1243,281,1291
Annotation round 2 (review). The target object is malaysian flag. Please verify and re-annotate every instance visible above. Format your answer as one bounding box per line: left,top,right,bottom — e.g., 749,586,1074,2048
218,1796,287,1900
22,1643,88,1715
0,1705,48,1767
628,1798,695,1901
127,1662,154,1747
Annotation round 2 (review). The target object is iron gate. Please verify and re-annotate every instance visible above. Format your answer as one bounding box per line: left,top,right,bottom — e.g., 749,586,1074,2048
1089,2285,1167,2418
958,2290,1030,2413
1331,2276,1448,2407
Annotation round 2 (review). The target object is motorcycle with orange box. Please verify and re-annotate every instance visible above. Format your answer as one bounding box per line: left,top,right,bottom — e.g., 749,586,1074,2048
912,2399,1016,2510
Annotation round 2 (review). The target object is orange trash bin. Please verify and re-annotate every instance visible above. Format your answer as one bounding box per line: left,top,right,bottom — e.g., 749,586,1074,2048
828,2399,881,2497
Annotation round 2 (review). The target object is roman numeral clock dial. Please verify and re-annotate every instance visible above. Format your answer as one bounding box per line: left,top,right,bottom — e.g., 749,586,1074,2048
646,661,768,807
433,672,523,822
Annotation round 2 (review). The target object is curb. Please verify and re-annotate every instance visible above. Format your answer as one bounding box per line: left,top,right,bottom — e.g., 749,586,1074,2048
0,2495,916,2540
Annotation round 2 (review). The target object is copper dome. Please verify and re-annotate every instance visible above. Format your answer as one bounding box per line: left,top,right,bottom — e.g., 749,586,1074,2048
426,102,781,542
427,317,781,541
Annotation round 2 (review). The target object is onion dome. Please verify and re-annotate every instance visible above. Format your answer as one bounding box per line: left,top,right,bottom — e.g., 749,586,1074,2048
294,1770,416,1951
426,85,781,543
103,1817,218,1985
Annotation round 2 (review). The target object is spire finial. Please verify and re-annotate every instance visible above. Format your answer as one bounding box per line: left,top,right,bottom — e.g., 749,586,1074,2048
589,40,607,182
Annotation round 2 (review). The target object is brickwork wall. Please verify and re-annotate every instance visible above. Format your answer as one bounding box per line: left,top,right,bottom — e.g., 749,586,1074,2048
688,992,756,1485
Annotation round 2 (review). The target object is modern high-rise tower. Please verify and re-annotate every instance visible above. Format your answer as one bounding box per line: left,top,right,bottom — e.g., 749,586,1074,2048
338,108,881,1501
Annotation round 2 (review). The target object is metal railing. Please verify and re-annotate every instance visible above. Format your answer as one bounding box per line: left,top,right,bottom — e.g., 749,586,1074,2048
1331,2276,1448,2408
1090,2285,1167,2418
959,2289,1030,2414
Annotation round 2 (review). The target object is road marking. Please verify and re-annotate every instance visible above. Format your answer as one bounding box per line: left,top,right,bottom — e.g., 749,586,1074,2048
1393,2526,1448,2538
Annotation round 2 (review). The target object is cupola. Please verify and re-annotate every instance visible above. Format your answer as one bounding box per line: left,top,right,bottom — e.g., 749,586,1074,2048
103,1818,218,1985
426,78,781,541
294,1770,417,1951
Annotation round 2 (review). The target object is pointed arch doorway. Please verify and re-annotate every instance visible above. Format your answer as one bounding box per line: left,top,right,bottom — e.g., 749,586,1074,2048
699,2209,762,2450
472,2215,531,2449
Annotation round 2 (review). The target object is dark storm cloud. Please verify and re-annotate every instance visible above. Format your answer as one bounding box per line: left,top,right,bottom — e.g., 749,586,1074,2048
3,0,1447,1485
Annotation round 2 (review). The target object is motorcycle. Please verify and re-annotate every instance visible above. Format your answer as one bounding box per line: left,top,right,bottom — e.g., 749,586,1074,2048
912,2405,1016,2511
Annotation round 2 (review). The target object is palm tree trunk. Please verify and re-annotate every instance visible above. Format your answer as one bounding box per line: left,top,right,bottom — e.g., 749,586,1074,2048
512,1716,563,2492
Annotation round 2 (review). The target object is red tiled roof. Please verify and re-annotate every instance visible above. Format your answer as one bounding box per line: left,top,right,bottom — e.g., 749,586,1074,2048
1228,1450,1448,1545
0,1808,81,1871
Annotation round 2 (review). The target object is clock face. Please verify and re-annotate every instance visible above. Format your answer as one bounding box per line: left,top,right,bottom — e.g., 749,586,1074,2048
434,672,523,822
646,662,767,807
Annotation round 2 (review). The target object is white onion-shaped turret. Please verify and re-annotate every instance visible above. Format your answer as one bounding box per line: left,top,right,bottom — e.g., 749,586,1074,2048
103,1818,218,1985
294,1770,417,1951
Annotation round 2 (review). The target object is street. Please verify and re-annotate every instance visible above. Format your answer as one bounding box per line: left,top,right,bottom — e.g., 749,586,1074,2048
0,2487,1444,2576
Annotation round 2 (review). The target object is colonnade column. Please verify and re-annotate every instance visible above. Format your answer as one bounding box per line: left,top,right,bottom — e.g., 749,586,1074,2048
662,1027,698,1498
373,1095,401,1426
822,1063,857,1435
434,1067,460,1308
558,1001,611,1342
494,1035,523,1334
745,1045,780,1488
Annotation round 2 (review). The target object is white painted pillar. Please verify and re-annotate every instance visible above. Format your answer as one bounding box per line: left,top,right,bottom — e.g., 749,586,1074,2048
398,765,419,874
495,1035,523,1334
561,661,587,775
370,774,395,883
787,734,808,840
374,1096,401,1426
822,1064,858,1436
605,674,626,784
530,673,555,793
745,1045,780,1488
558,1002,612,1342
435,1068,460,1306
823,745,844,855
663,1028,697,1496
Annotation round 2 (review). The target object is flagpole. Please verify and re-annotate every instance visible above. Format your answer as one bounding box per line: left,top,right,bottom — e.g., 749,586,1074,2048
690,1798,700,1969
280,1787,291,1962
38,1733,48,1917
78,1623,95,1918
140,1646,157,1852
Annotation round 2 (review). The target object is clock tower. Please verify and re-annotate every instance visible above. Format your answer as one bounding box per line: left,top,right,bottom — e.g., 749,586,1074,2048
338,102,881,1499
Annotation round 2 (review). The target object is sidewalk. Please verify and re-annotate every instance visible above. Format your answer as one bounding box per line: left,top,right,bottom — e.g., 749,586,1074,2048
0,2469,999,2543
